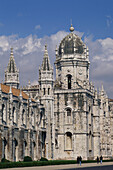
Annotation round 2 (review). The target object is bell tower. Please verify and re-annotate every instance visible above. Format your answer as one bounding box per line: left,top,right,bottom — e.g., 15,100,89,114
39,44,54,160
54,24,90,89
4,48,19,89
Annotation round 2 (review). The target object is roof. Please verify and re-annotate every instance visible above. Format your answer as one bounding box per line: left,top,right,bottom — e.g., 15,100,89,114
109,98,113,102
1,84,35,102
58,32,84,55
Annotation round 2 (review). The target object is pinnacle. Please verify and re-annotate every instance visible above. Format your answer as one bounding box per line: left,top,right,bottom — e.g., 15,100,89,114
41,45,52,71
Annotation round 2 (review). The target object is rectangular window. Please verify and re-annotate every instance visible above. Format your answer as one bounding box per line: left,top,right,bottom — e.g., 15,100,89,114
48,88,50,95
43,88,45,95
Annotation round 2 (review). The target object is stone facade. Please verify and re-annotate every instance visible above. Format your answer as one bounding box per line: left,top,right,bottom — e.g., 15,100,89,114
0,25,113,161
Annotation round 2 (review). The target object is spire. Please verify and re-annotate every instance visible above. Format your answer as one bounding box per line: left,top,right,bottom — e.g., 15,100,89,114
11,47,13,56
95,87,98,99
41,44,52,71
4,48,19,89
101,84,104,92
7,48,17,73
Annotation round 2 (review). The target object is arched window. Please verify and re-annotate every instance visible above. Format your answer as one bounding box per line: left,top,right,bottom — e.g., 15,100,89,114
13,138,18,162
55,139,58,148
48,88,50,95
65,132,72,150
67,108,71,116
104,111,106,117
24,140,27,157
2,138,7,159
43,88,45,95
33,141,36,160
67,75,72,89
67,108,71,123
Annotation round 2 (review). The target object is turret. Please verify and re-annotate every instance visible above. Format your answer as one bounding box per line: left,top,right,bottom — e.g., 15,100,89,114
54,24,90,90
39,44,54,98
38,44,54,159
4,48,19,89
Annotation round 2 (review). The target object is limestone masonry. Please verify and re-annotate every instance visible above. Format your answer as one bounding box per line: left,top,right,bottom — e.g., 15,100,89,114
0,25,113,161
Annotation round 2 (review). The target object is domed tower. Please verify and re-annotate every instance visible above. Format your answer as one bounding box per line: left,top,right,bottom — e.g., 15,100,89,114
55,24,90,89
4,48,19,89
54,25,96,160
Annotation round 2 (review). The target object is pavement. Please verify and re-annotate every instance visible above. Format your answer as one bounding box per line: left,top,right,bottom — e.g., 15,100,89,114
2,162,113,170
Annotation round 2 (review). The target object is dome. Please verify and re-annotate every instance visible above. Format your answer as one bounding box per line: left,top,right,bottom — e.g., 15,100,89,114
59,30,84,55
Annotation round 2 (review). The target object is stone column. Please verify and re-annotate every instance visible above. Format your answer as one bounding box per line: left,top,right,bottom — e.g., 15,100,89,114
93,95,100,159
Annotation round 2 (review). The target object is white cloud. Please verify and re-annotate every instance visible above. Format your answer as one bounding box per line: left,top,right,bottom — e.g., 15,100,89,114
0,30,113,98
85,35,113,97
35,25,41,30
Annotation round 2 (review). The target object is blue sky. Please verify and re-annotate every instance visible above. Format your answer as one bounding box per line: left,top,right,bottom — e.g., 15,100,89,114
0,0,113,39
0,0,113,98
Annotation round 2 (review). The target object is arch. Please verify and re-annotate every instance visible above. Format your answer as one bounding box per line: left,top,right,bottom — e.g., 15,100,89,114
2,137,7,159
24,140,27,157
13,138,18,162
67,108,71,116
65,132,72,150
32,141,36,160
48,87,50,95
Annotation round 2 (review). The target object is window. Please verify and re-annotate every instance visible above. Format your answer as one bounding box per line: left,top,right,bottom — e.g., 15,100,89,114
48,88,50,95
13,139,18,162
43,88,45,95
22,109,26,126
65,132,72,150
67,108,71,116
104,111,106,117
24,141,27,157
2,138,7,159
67,108,71,123
67,75,72,89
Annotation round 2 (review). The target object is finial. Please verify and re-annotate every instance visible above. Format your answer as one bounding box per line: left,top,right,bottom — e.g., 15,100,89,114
10,47,13,56
55,45,58,56
28,80,31,88
44,44,48,57
45,44,47,50
70,24,74,32
101,84,104,92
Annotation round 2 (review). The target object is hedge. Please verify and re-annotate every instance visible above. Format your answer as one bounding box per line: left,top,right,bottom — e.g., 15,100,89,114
0,159,113,169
